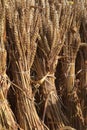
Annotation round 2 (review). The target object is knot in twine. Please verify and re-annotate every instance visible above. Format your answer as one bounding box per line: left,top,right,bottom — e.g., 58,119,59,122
31,72,55,87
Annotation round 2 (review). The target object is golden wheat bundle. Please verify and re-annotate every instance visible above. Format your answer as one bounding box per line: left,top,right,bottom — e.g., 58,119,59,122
31,0,79,129
0,1,18,129
5,0,49,130
57,1,87,130
75,2,87,127
0,49,18,130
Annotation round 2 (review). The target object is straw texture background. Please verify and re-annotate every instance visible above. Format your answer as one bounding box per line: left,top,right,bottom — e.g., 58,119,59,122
0,0,87,130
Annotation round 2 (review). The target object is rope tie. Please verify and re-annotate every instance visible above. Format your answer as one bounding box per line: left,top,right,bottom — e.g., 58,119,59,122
67,74,75,77
31,72,55,86
12,70,30,74
65,63,75,78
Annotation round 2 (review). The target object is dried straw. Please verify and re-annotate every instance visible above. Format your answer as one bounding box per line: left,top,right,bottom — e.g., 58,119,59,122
0,1,18,129
32,0,75,129
5,0,49,129
57,1,87,129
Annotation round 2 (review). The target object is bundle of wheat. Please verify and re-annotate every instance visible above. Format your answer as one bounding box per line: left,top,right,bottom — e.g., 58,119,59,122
31,0,78,129
0,49,18,130
0,1,18,129
76,2,87,127
5,0,49,130
58,1,87,130
75,47,87,128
